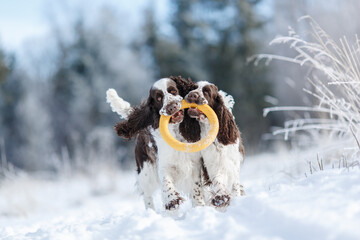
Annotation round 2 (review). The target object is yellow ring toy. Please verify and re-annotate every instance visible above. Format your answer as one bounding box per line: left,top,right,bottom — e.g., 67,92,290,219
159,100,219,152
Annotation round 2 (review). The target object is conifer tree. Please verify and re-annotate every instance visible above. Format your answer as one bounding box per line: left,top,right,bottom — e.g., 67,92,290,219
144,0,272,148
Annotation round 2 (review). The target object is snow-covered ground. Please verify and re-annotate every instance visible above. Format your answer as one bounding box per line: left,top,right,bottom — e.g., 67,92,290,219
1,153,360,240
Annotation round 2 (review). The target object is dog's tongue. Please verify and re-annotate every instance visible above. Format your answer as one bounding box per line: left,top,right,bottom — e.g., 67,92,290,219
188,107,202,117
175,110,183,117
171,110,183,122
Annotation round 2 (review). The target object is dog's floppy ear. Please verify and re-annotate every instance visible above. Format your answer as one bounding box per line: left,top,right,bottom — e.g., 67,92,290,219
213,93,240,145
115,98,155,140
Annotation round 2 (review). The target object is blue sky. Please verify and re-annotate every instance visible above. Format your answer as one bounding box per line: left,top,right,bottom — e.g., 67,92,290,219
0,0,49,51
0,0,168,52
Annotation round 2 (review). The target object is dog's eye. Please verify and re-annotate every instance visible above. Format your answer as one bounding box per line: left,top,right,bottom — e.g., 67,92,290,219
203,88,210,95
168,87,178,95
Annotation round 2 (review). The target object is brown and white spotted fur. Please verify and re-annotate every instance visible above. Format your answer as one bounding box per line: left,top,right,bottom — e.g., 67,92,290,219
186,81,245,209
107,77,205,211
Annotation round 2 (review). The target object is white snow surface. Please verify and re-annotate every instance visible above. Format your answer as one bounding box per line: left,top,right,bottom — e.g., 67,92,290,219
1,153,360,240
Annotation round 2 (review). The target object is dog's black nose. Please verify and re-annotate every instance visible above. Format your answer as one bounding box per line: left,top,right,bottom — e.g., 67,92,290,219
166,103,178,115
187,92,199,103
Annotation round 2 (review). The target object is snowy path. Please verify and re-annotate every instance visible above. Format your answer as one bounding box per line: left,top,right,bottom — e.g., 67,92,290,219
1,154,360,240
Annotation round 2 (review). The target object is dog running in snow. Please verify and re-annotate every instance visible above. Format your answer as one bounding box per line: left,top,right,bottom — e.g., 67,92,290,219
107,76,244,211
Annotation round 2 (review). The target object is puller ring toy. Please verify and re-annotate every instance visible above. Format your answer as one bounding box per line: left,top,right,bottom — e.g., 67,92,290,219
159,100,219,152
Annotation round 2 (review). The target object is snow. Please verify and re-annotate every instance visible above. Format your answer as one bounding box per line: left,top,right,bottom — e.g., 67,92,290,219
1,153,360,240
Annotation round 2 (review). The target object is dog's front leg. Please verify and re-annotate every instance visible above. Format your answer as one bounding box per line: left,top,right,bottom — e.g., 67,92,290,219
210,175,231,208
155,132,185,211
191,180,205,207
191,161,206,207
161,175,184,211
202,147,231,208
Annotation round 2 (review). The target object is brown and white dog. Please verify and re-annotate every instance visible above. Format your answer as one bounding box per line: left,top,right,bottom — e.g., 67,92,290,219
185,81,245,208
107,77,205,211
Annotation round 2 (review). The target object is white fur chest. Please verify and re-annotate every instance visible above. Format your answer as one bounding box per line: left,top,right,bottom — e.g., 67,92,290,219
151,125,202,192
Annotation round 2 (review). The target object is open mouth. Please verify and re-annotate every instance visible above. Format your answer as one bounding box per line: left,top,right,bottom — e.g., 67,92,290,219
170,109,184,123
188,107,206,122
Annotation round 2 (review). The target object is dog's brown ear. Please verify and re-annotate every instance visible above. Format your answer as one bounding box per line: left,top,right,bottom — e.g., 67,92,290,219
114,122,132,140
213,94,240,145
114,103,154,140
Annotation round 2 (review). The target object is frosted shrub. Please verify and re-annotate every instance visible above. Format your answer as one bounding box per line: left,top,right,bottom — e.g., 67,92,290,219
252,16,360,167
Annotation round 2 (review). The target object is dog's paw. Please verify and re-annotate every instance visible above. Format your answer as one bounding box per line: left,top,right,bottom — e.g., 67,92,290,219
211,194,231,208
165,197,185,211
